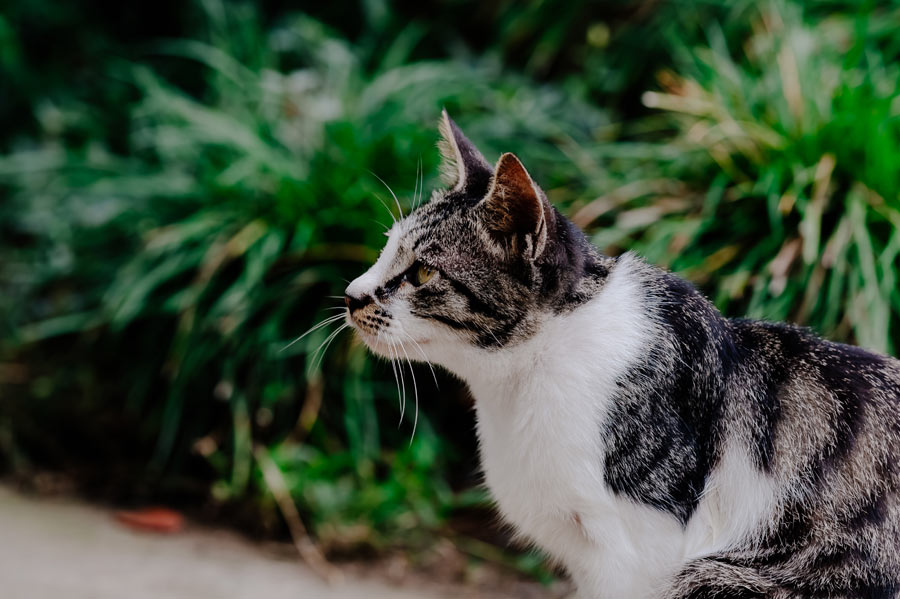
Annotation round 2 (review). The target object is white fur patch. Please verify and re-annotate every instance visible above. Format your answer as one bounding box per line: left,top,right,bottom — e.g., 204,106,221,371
345,223,407,301
684,440,783,562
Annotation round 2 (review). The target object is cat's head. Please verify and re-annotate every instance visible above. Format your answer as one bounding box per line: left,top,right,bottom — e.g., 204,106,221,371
344,112,607,370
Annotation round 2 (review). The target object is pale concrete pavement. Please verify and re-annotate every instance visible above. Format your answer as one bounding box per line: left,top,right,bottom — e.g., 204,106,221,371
0,485,516,599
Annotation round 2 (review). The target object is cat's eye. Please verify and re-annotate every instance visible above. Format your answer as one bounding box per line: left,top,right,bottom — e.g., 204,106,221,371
415,263,436,285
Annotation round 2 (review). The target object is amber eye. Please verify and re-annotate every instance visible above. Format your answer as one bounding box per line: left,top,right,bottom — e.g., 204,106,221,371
415,263,436,285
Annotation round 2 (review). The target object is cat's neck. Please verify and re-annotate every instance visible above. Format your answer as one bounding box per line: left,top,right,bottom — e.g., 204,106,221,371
446,253,658,402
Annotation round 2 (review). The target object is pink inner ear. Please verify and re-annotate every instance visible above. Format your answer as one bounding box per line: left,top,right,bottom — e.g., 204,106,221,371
485,153,542,238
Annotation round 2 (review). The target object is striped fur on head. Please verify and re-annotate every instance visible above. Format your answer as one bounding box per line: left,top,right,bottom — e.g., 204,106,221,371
345,112,612,357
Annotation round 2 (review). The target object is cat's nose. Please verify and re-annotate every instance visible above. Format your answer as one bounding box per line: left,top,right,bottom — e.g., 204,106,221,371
344,292,374,313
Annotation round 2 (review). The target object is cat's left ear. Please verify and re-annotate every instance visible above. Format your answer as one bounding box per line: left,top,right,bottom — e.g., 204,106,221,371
480,152,554,260
437,109,492,194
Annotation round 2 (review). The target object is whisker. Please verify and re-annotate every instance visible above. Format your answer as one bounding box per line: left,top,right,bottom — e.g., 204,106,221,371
309,323,349,373
386,341,403,424
412,162,418,210
371,191,397,224
369,217,390,232
309,323,346,367
323,323,349,365
397,341,419,444
280,314,346,352
415,157,423,209
473,320,503,348
369,171,404,219
392,338,407,425
411,158,421,210
399,329,439,389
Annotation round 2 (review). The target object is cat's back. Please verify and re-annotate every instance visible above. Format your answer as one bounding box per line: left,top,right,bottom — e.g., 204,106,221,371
729,316,900,467
708,317,900,595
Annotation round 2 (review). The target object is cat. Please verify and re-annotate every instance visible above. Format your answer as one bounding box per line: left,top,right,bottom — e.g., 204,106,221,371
343,111,900,598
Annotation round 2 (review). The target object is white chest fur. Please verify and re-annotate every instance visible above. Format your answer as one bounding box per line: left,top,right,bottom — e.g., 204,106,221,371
474,389,688,597
454,260,782,598
468,333,688,595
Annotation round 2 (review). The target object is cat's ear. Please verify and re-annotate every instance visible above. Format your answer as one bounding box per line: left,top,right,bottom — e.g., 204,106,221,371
438,109,491,193
480,152,553,259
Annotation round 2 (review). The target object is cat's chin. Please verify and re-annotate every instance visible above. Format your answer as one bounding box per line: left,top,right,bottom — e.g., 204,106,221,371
352,329,394,358
353,328,433,362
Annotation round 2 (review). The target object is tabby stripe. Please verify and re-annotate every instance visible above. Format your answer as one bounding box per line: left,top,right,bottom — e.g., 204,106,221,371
443,276,506,321
376,270,408,299
413,311,471,331
482,314,525,347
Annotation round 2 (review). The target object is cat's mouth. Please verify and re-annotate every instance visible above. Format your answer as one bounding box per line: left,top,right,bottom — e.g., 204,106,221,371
347,315,431,360
346,313,391,354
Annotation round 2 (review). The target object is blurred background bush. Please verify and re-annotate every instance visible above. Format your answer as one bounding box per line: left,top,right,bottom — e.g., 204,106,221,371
1,0,899,584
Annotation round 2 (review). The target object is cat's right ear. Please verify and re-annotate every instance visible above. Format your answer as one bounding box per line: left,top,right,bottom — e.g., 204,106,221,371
480,152,554,260
437,109,492,194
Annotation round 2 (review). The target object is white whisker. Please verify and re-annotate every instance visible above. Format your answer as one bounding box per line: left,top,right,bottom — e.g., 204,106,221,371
399,329,439,389
416,158,424,209
370,192,397,224
392,338,407,424
397,340,420,444
412,161,419,210
412,158,423,210
309,324,345,367
369,218,390,232
474,320,503,348
386,340,403,424
370,171,404,219
309,323,349,373
280,314,346,352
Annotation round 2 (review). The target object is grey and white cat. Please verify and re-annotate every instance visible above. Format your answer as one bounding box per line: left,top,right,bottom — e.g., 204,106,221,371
344,112,900,598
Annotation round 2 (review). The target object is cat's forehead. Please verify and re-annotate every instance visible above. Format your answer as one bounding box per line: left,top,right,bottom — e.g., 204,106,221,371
391,197,480,258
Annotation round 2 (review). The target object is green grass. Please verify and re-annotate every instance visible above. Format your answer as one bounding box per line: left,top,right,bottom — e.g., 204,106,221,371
589,1,900,354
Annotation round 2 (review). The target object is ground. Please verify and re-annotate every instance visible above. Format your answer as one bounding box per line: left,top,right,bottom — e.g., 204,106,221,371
0,484,565,599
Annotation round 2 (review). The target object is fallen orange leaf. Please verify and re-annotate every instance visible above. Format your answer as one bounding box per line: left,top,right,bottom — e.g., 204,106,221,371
115,507,185,533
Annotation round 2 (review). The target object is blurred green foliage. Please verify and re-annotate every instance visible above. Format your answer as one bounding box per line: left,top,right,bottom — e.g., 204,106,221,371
1,0,899,581
600,2,900,354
